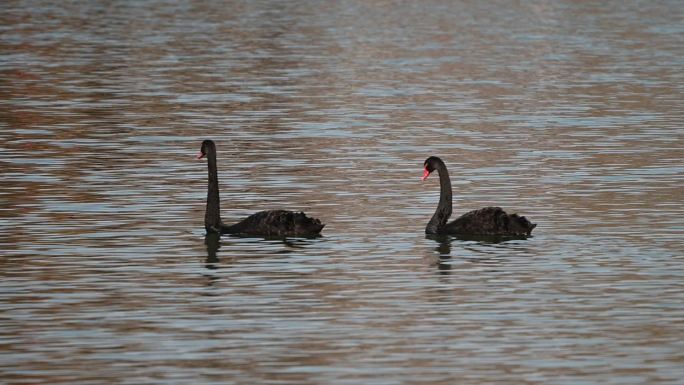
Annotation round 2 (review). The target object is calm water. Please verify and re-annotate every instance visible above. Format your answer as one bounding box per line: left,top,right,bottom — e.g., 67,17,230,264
1,1,683,384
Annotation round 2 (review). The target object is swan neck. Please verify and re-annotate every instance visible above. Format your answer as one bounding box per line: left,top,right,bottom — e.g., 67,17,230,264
205,148,222,231
426,160,452,234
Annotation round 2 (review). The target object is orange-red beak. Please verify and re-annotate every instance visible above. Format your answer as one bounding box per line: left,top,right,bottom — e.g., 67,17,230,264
196,152,205,159
421,168,431,181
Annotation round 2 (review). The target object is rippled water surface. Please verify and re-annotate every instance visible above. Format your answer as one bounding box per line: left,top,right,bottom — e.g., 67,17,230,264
1,1,683,384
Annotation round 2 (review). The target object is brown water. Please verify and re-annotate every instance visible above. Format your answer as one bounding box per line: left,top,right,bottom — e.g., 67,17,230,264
1,1,683,384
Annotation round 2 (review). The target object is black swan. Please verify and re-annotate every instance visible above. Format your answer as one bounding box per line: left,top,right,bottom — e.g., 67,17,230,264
197,140,324,237
421,156,536,237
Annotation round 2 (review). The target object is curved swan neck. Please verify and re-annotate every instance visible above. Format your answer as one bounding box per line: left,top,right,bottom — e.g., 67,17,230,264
205,144,222,232
426,159,453,234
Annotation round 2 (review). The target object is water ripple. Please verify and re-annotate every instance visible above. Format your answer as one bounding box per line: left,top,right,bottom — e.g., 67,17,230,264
1,1,683,384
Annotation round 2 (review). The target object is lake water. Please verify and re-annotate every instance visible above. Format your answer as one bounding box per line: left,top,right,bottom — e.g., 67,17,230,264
1,1,683,384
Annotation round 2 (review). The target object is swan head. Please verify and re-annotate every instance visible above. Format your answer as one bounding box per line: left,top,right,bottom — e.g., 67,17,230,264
197,139,216,159
422,156,442,181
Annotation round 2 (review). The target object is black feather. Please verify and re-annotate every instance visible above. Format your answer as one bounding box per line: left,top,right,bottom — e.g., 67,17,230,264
423,156,536,237
199,140,324,237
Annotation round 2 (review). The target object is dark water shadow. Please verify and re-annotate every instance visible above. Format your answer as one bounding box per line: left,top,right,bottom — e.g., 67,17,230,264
225,232,323,254
273,235,324,254
203,232,323,269
204,232,222,270
425,234,453,274
425,233,533,269
449,233,533,244
201,232,225,290
227,232,324,241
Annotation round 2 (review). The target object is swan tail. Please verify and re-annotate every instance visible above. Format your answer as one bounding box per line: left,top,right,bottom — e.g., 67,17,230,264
506,211,537,236
291,211,325,235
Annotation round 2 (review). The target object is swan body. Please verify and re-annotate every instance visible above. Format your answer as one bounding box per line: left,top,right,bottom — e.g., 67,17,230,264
198,140,324,237
422,156,536,237
218,209,325,237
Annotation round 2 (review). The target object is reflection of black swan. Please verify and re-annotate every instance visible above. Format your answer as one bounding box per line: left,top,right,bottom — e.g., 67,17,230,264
422,156,536,236
198,140,324,237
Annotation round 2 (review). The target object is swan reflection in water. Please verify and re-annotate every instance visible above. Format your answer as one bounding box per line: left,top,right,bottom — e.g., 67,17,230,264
424,234,454,273
203,232,321,271
425,233,534,272
204,232,221,270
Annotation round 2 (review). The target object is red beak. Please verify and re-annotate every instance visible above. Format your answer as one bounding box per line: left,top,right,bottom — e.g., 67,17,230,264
421,168,431,181
196,152,205,159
